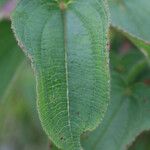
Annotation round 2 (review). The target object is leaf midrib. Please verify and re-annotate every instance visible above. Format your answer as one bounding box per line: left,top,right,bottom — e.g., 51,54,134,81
61,8,74,146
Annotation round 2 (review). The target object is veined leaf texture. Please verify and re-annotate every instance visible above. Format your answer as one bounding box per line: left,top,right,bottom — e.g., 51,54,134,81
11,0,110,149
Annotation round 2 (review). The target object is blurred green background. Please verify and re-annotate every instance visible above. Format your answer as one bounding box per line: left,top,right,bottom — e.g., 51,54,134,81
0,60,49,150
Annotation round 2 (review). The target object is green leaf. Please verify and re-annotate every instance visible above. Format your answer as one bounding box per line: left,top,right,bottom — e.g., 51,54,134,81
11,0,110,150
108,0,150,57
82,51,150,150
127,35,150,59
0,20,24,101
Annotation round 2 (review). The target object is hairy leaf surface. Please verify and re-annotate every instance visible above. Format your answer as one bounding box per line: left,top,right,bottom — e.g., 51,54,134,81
108,0,150,57
0,21,24,101
82,51,150,150
11,0,110,149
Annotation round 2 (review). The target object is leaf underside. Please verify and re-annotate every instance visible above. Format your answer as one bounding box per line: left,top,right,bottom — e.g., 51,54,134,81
11,0,110,149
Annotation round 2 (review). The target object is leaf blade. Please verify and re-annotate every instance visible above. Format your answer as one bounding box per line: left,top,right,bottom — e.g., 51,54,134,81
11,0,110,150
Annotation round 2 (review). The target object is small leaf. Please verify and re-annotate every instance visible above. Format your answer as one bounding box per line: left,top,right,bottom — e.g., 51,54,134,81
0,20,24,101
11,0,110,150
108,0,150,58
82,51,150,150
